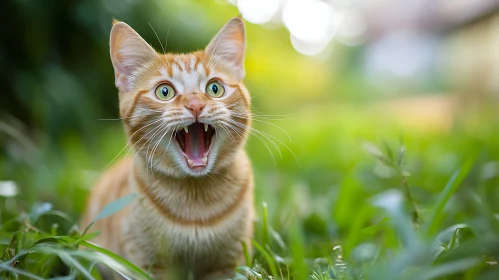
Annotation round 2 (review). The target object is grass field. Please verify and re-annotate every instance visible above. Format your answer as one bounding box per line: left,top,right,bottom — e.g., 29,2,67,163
1,100,499,279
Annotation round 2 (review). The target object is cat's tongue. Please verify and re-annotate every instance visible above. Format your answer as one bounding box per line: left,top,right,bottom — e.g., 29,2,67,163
184,123,206,166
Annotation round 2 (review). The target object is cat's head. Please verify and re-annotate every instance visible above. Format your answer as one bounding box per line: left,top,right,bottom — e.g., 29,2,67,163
110,18,250,177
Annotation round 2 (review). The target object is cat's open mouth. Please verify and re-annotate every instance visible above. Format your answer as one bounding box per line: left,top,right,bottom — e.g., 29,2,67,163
175,122,216,169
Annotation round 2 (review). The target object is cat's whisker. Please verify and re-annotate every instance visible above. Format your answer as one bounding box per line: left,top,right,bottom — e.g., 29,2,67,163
221,124,247,154
231,112,294,121
151,123,179,167
98,112,159,121
219,121,245,142
126,117,165,146
162,125,178,156
225,100,245,109
165,25,171,55
130,122,168,184
250,107,297,117
132,109,165,113
143,123,169,178
230,109,295,119
228,118,298,163
149,124,173,170
226,117,294,164
227,118,282,159
148,123,177,171
180,171,189,182
217,122,238,146
105,117,165,168
226,100,297,119
148,22,171,69
149,125,170,159
220,120,277,167
230,113,292,141
127,120,167,162
203,172,215,184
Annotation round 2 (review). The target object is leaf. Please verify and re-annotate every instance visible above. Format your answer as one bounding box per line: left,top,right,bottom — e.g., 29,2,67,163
32,236,74,246
82,193,137,236
432,224,474,248
425,157,475,235
270,228,287,252
334,174,364,228
362,141,384,159
94,193,137,222
241,241,252,267
0,263,47,280
79,240,152,280
30,202,53,224
381,140,394,163
251,239,278,277
419,258,481,280
397,145,405,168
57,250,96,280
288,222,308,280
260,202,270,247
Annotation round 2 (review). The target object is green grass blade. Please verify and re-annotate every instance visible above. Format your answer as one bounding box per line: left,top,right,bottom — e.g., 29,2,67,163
261,202,270,247
251,239,279,277
57,250,96,280
0,263,47,280
288,222,308,280
426,157,475,236
241,241,252,267
419,258,480,280
79,240,152,280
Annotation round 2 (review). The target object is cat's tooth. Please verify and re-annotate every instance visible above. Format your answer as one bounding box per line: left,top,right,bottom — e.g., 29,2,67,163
202,156,208,164
187,159,193,166
204,124,208,132
184,126,188,133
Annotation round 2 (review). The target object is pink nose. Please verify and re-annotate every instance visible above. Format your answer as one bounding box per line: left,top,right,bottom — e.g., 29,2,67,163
185,98,205,118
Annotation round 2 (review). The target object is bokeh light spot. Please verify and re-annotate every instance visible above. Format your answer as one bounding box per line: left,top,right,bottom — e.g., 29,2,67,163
238,0,279,24
282,0,335,43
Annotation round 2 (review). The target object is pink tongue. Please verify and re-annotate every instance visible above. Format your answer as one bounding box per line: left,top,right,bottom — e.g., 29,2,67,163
184,123,205,164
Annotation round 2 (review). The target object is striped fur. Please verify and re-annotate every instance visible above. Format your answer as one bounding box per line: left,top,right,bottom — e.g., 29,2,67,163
81,18,254,279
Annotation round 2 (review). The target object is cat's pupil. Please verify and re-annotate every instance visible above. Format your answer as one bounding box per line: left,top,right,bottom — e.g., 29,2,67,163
161,87,168,96
211,84,218,94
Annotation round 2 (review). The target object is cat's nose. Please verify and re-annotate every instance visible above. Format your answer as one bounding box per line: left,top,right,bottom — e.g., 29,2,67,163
185,97,205,118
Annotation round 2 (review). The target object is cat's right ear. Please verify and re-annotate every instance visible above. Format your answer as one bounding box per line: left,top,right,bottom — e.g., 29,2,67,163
110,21,158,92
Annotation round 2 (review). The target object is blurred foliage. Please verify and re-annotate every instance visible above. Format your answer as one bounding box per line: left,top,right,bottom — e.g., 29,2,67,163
1,0,499,279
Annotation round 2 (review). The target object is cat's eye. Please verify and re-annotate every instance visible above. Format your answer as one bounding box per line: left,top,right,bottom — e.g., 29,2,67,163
206,81,225,98
155,83,176,101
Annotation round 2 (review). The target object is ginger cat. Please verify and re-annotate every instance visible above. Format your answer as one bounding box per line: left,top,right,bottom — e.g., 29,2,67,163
81,18,254,279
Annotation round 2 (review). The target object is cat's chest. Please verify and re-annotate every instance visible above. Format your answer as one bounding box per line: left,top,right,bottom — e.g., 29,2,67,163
128,195,248,257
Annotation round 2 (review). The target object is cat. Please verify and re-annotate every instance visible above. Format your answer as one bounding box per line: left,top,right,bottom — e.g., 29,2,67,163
80,17,254,280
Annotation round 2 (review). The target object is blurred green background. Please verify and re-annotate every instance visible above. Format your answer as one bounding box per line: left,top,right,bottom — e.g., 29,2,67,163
1,0,499,278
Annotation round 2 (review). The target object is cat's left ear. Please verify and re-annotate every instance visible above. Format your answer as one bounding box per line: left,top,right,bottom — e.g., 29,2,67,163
205,18,246,81
110,20,158,92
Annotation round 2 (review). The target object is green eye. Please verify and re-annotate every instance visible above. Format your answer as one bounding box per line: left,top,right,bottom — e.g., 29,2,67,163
155,83,176,101
206,81,225,98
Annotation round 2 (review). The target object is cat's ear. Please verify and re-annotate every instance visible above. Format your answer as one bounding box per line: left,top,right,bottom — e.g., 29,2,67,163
110,20,158,92
205,18,246,81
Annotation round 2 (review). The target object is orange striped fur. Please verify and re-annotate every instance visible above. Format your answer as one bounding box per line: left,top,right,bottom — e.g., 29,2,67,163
80,18,254,279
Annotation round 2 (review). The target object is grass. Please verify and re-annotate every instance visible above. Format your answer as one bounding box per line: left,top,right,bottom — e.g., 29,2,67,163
1,102,499,279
